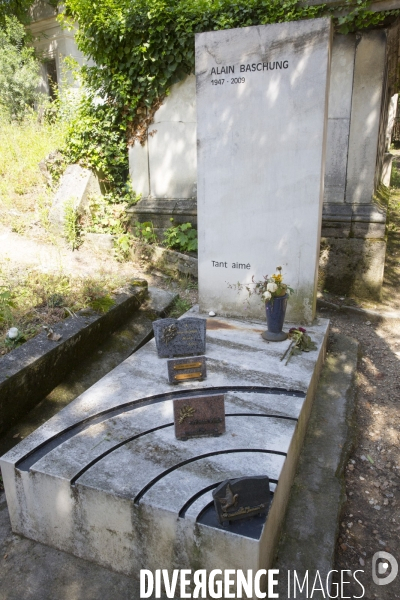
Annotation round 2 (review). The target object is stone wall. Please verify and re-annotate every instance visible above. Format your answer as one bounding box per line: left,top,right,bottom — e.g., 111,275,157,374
27,1,92,97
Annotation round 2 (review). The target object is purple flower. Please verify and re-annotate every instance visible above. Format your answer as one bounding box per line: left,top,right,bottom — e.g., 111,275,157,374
298,327,307,333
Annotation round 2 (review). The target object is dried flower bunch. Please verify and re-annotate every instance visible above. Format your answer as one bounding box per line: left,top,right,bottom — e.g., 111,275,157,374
280,327,317,365
228,266,294,304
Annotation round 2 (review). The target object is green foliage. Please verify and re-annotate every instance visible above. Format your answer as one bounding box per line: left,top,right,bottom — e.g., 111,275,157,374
47,293,66,308
121,181,142,207
0,17,43,120
164,222,197,253
0,287,15,324
89,294,115,313
0,0,32,28
62,0,396,193
391,162,400,189
81,193,137,260
335,2,399,35
63,198,82,249
168,295,192,318
64,95,129,191
0,269,125,355
83,193,128,235
44,57,82,127
0,117,65,206
114,232,134,261
133,220,157,244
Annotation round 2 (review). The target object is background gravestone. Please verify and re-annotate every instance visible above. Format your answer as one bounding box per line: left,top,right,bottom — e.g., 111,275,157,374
49,164,101,230
195,18,332,323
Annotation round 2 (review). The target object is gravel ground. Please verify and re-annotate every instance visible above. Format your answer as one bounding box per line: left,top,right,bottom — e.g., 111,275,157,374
317,307,400,599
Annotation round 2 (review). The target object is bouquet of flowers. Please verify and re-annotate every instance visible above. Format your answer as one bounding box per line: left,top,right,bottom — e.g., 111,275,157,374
228,266,294,305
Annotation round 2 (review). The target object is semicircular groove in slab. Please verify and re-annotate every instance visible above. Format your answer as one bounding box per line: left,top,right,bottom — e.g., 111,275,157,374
178,477,279,519
134,449,286,504
70,422,174,486
142,453,283,512
16,385,304,473
26,406,296,481
73,413,294,499
70,413,296,486
178,483,222,518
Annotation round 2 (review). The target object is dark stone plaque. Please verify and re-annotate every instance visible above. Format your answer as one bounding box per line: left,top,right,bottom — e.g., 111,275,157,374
174,394,225,440
212,476,271,524
167,356,206,384
153,317,206,358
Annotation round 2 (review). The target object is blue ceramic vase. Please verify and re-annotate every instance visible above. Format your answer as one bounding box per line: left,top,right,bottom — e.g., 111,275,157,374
262,294,288,342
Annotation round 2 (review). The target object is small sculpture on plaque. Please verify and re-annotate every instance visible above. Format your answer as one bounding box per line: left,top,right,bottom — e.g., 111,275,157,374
212,476,271,524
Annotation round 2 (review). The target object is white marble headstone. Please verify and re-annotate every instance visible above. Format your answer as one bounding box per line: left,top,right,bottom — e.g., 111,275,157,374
196,18,332,322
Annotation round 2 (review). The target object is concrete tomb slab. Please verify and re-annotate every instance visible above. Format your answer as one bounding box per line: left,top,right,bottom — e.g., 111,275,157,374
196,18,332,323
1,306,329,595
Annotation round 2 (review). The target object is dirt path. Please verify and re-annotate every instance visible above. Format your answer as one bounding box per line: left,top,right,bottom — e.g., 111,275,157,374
323,159,400,598
320,308,400,599
0,223,144,280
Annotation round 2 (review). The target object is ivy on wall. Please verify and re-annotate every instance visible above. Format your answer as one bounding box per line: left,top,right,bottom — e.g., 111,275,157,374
62,0,399,193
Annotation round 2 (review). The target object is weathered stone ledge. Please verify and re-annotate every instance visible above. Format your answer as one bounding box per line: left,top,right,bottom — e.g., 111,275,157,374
133,242,198,277
127,197,197,241
317,297,400,320
0,283,148,437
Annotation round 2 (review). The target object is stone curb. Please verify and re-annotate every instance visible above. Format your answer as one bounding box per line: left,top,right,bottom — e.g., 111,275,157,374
0,284,149,437
133,242,198,278
317,298,400,320
274,332,359,597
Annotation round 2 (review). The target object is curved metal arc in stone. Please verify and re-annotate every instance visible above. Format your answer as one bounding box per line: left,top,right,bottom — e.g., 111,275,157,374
134,449,287,504
16,386,304,472
70,422,174,486
226,413,298,422
69,413,296,486
178,482,222,518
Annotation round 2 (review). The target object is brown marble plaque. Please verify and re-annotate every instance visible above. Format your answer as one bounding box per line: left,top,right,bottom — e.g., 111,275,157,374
167,356,206,384
173,394,225,440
